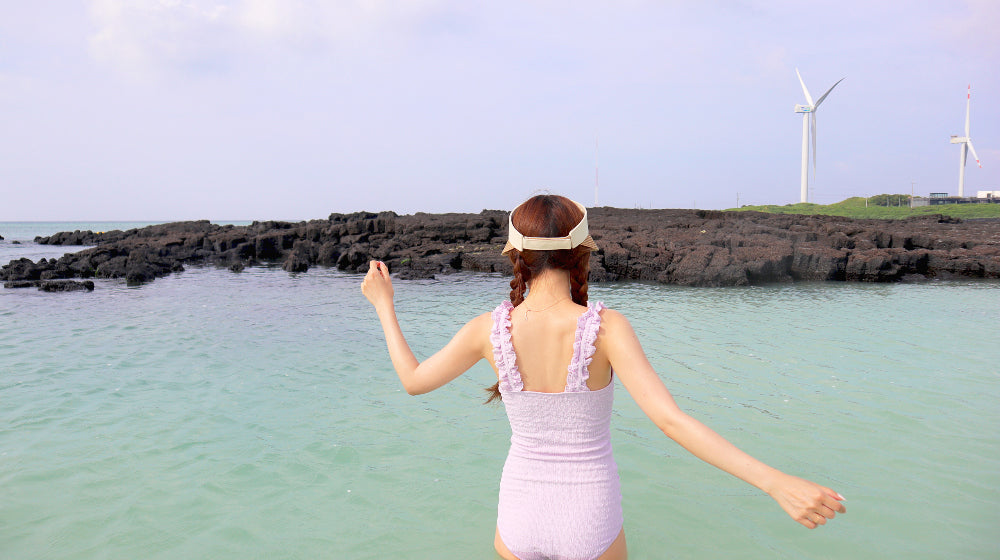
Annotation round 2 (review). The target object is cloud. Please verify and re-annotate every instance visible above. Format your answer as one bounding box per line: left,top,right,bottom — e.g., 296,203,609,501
87,0,234,77
936,0,1000,58
86,0,450,78
238,0,446,40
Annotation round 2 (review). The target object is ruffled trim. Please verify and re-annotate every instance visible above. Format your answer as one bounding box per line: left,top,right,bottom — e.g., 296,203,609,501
566,301,605,392
490,300,522,392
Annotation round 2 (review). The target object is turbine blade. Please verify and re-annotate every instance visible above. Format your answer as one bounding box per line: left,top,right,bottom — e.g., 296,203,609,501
967,140,982,168
796,68,814,106
965,84,972,136
962,143,968,168
814,77,845,108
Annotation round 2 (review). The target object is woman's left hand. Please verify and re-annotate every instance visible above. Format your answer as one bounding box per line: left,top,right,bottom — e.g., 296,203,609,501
767,472,846,528
361,260,394,312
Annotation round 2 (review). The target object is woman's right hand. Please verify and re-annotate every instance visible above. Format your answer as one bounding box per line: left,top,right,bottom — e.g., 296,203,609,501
361,260,394,312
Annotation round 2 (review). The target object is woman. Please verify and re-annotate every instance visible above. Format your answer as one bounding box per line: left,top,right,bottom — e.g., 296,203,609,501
361,194,845,560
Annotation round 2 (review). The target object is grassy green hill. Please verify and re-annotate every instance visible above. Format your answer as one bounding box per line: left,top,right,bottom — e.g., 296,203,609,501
726,197,1000,220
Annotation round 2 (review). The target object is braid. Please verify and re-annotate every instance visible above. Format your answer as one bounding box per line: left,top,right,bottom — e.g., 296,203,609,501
509,252,529,305
570,253,589,306
485,382,502,404
488,250,530,404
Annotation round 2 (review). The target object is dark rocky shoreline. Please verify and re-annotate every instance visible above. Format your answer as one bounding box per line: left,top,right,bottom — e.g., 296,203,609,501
3,209,999,291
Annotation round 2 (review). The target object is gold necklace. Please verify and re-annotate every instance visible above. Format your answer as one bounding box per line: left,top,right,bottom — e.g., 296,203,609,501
523,297,569,320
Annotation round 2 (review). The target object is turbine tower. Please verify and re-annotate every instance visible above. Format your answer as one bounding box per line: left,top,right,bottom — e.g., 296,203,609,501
794,69,845,203
950,85,982,197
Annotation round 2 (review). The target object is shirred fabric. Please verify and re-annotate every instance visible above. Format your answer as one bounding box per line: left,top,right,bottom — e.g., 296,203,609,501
492,301,623,560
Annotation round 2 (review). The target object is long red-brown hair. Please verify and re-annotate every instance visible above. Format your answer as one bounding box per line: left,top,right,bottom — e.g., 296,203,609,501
486,195,592,403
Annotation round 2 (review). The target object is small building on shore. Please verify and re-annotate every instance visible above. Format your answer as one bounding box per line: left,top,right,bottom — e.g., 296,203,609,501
910,192,1000,207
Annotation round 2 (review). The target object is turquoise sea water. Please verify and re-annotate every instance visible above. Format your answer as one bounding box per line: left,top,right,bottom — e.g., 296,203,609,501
1,223,999,559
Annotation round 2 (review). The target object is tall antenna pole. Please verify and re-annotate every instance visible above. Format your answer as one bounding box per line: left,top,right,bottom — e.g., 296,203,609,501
595,134,599,207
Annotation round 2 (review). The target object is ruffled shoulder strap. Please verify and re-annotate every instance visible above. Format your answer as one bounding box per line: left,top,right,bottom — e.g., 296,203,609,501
565,301,606,392
489,300,522,392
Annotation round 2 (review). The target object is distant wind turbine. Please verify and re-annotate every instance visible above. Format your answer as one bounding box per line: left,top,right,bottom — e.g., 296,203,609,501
794,68,845,203
950,85,982,197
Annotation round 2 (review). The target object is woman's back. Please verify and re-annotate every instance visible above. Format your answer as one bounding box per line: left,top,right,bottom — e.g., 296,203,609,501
500,301,613,393
491,298,625,560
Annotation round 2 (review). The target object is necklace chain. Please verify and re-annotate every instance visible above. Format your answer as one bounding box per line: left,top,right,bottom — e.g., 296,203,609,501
523,297,569,320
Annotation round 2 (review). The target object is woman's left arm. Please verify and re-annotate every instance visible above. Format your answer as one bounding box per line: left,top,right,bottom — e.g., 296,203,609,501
361,261,491,395
602,309,846,528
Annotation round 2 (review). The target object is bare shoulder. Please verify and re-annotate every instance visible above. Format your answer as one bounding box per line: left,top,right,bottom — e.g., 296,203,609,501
467,311,496,360
438,311,494,342
457,311,495,345
467,311,494,331
596,306,646,364
438,311,495,362
597,306,634,334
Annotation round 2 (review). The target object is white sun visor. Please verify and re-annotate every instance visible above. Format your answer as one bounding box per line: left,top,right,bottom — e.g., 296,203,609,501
502,200,598,254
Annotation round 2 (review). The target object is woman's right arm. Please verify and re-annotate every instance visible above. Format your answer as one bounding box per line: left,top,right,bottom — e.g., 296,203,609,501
361,261,492,395
602,309,846,529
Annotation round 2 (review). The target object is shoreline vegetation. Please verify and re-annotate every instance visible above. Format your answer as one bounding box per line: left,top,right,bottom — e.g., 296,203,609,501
2,203,999,291
729,195,1000,220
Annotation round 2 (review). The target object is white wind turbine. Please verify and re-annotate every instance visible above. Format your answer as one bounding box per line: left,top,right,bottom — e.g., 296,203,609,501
950,85,982,197
794,69,845,203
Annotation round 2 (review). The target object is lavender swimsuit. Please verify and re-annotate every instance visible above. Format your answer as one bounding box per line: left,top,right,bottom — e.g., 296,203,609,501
491,300,624,560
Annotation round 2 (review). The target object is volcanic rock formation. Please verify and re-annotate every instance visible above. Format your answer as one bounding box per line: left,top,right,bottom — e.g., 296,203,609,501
3,209,999,290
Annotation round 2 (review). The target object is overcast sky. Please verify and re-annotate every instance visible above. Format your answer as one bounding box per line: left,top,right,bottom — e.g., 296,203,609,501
1,1,998,221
